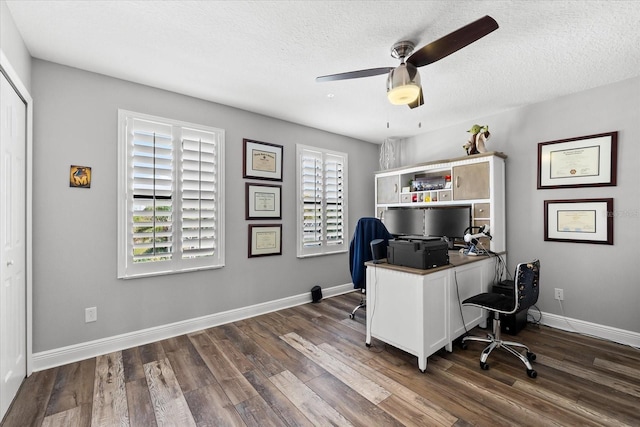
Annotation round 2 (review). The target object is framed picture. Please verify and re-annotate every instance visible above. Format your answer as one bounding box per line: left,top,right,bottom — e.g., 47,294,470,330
70,165,92,188
544,198,613,245
537,131,617,189
248,224,282,257
246,183,281,219
243,139,283,181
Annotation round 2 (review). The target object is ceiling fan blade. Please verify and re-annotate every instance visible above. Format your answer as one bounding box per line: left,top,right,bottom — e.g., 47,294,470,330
407,15,499,68
408,86,424,109
316,67,394,82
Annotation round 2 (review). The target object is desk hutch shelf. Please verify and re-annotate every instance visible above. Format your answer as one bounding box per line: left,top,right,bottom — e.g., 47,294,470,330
375,152,507,252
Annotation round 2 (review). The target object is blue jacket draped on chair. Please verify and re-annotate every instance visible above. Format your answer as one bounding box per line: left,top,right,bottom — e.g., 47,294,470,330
349,217,393,289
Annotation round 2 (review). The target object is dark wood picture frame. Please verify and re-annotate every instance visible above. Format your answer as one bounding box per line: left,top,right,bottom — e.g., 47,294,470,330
243,139,283,181
537,131,617,189
248,224,282,257
544,198,613,245
245,183,282,220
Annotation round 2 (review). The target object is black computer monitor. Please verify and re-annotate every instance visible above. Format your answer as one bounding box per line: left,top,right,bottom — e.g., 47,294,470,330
423,206,472,247
382,208,423,236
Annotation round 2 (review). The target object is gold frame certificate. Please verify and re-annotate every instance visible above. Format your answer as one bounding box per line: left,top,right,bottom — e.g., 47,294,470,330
556,210,595,233
252,150,276,173
549,145,600,179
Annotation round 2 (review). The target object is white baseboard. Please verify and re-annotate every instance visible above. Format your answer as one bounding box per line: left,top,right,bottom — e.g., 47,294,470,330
33,288,638,372
33,283,355,371
529,308,640,349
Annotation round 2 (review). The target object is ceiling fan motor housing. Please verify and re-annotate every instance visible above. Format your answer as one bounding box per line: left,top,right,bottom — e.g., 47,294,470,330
390,41,415,60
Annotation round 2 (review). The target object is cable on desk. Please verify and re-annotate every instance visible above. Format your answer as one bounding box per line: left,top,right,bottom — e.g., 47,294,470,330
366,265,385,354
453,270,469,336
527,304,542,326
487,250,508,283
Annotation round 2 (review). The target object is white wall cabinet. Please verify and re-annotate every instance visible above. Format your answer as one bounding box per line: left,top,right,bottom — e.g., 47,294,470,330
452,162,490,200
376,175,400,204
375,152,506,252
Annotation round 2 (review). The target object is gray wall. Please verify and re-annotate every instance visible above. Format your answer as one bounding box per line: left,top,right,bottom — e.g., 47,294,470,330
0,0,31,90
31,59,379,352
403,76,640,333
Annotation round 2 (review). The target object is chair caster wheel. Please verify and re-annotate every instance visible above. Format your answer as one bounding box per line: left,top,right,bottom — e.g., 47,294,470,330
349,314,354,319
460,342,468,350
527,352,536,361
480,361,489,370
365,342,371,347
527,369,537,378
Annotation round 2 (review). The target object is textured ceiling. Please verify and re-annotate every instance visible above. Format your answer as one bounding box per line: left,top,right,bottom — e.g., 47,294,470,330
6,0,640,143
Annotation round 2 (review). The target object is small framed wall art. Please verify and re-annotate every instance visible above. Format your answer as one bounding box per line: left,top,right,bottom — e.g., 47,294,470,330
544,198,613,245
537,131,617,189
243,139,283,181
246,183,281,220
248,224,282,257
70,165,92,188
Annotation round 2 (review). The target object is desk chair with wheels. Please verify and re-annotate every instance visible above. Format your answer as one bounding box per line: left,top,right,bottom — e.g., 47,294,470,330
461,259,540,378
348,217,393,319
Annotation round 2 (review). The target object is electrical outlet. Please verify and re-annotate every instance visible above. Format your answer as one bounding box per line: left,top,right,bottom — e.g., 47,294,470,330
554,288,564,301
85,307,97,323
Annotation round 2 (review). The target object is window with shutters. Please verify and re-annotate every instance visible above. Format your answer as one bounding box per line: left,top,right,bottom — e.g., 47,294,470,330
117,110,225,278
296,144,348,258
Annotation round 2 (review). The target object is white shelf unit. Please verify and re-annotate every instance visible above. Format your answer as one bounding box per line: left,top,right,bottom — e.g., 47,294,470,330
375,152,506,252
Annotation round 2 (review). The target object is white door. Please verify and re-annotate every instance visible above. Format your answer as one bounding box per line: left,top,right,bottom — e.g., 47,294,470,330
0,71,27,419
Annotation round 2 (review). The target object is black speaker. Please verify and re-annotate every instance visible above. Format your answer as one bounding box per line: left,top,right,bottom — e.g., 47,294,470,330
311,285,322,303
370,239,386,263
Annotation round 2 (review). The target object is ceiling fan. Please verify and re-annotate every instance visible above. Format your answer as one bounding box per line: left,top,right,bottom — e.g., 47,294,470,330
316,15,499,109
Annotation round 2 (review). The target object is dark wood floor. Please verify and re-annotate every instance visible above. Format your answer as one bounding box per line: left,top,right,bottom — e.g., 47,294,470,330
3,291,640,426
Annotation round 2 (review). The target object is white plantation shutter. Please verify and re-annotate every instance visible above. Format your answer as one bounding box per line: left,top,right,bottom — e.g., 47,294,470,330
297,145,348,257
118,110,225,278
325,153,345,246
301,149,323,248
131,119,174,263
181,130,218,259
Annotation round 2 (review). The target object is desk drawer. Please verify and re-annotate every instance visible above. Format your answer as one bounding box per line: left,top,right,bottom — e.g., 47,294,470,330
474,203,490,218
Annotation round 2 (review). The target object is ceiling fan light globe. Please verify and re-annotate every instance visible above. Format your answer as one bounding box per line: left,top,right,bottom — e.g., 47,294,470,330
387,85,421,105
387,63,421,105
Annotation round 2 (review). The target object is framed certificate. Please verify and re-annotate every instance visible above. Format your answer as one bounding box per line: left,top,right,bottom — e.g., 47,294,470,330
243,139,283,181
248,224,282,257
537,132,617,189
544,198,613,245
246,183,281,219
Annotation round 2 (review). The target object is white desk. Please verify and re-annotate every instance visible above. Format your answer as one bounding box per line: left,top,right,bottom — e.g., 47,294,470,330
365,252,503,372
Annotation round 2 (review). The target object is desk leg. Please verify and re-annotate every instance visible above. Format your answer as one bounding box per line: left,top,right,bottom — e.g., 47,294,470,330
418,355,427,373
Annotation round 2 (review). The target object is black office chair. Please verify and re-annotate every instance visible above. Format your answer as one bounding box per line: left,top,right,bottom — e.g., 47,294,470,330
348,217,393,319
461,260,540,378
